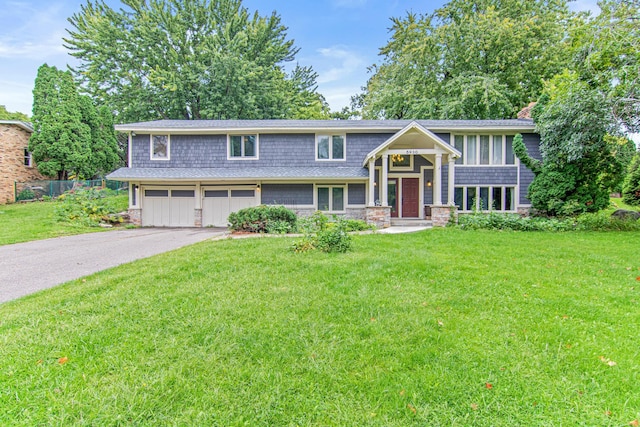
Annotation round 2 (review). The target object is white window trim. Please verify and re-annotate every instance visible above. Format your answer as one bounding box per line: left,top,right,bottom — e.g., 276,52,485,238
150,134,170,161
227,134,259,160
315,184,347,213
389,154,414,171
452,134,518,166
315,134,346,161
454,185,517,212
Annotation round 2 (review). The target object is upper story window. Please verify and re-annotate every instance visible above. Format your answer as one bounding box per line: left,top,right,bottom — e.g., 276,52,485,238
151,135,170,160
229,135,258,159
24,148,32,167
453,135,515,165
390,154,413,170
316,135,345,161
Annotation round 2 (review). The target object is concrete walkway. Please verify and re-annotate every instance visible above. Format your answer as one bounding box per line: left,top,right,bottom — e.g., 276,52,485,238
0,228,224,304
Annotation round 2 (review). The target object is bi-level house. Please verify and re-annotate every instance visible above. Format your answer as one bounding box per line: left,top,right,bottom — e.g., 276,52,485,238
107,120,540,227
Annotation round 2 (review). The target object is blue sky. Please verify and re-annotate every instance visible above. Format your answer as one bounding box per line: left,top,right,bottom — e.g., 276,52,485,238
0,0,599,116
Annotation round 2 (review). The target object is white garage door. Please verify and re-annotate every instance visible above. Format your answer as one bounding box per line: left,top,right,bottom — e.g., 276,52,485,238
202,188,258,227
142,188,196,227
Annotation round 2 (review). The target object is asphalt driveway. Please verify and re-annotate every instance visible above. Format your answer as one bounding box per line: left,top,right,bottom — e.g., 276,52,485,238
0,228,226,304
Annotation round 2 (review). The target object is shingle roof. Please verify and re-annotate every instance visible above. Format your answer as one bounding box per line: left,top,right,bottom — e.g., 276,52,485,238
107,167,369,181
115,119,535,133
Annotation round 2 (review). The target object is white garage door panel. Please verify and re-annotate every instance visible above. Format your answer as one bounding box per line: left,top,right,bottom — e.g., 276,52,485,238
170,190,196,227
203,190,230,227
202,188,257,227
142,188,195,227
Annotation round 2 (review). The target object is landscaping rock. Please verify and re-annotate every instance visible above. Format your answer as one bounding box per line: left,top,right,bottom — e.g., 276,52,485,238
611,209,640,221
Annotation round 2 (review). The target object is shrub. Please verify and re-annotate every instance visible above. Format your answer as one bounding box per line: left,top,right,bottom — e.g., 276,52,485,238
291,212,353,253
55,188,124,227
228,205,297,233
16,188,35,201
622,154,640,206
457,210,640,232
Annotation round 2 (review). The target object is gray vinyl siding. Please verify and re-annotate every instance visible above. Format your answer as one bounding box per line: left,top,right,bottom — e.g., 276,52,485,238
455,166,518,185
518,133,541,205
131,133,393,169
261,184,313,205
423,169,434,205
348,183,366,205
442,164,449,203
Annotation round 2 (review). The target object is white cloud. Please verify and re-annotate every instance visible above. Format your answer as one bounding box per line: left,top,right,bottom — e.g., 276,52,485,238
316,46,366,84
0,32,67,59
320,84,361,110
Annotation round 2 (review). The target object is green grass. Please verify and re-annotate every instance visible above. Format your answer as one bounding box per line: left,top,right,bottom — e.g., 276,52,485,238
610,197,640,212
1,230,639,426
0,194,128,246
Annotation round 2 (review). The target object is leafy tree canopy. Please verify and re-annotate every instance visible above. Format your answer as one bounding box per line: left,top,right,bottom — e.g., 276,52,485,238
514,71,630,216
0,105,29,121
64,0,327,122
29,64,121,180
570,0,640,133
356,0,574,119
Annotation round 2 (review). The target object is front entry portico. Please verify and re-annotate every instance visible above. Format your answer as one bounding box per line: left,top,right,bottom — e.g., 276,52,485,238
364,121,461,220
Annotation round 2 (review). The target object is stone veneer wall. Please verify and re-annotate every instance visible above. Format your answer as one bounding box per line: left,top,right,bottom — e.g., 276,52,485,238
128,208,142,226
366,206,391,229
431,205,457,227
0,124,47,204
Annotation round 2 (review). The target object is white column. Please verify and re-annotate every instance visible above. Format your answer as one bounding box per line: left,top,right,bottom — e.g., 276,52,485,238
368,158,376,206
434,153,442,205
448,156,455,205
381,154,389,206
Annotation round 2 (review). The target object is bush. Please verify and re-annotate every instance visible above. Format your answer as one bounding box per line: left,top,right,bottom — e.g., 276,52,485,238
228,205,297,233
292,212,353,253
16,188,36,201
457,210,640,232
55,187,124,227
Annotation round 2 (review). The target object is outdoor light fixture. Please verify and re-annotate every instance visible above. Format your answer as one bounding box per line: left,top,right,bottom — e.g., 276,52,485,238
426,180,432,187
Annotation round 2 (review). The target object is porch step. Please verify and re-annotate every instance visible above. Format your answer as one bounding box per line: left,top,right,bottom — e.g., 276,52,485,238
390,219,433,227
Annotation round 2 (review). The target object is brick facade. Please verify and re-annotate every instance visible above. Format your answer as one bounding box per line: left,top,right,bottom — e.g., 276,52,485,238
0,122,48,204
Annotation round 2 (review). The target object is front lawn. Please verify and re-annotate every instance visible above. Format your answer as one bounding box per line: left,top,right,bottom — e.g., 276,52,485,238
0,194,128,246
1,230,639,425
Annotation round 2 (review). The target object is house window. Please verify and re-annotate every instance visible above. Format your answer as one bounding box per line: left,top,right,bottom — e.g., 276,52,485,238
390,154,413,170
316,135,345,160
151,135,170,160
454,186,516,211
317,186,345,212
454,135,464,165
453,134,516,165
24,149,32,167
229,135,258,159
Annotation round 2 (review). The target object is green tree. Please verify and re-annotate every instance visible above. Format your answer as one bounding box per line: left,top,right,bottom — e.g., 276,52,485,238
29,64,93,180
622,153,640,206
0,105,29,121
65,0,323,122
29,64,121,180
358,0,573,119
570,0,640,133
514,72,621,216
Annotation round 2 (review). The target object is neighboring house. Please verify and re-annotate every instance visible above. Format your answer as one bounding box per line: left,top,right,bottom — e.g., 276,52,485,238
107,119,540,227
0,121,47,204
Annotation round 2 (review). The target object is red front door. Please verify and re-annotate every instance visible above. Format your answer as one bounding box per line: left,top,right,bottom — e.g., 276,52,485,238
402,178,420,218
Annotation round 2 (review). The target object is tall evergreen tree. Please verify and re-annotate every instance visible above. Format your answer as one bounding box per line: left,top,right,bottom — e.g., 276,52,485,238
29,64,122,180
29,64,93,180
